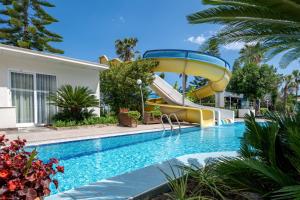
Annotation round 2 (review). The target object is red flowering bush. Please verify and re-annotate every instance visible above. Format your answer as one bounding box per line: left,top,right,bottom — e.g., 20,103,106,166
0,135,64,200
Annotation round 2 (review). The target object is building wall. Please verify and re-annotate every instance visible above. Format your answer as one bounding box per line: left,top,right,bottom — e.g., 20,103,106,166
0,52,101,127
0,107,16,129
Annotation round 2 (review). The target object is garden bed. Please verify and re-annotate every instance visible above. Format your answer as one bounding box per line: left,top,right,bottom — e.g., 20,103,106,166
47,123,117,131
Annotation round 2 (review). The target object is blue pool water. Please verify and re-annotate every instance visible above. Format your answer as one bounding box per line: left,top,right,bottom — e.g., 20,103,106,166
29,123,245,194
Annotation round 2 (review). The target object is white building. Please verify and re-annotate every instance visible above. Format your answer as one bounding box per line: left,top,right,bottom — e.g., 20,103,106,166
0,44,108,129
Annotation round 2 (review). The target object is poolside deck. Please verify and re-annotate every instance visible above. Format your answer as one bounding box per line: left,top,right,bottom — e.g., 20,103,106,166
1,123,195,145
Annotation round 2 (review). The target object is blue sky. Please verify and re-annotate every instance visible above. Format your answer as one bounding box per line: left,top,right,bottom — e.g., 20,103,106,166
48,0,298,86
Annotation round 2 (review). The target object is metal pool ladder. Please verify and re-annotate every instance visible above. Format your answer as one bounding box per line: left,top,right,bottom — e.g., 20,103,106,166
160,113,181,133
169,113,181,133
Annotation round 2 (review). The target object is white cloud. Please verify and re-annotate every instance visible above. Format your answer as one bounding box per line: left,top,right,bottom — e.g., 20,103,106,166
223,42,245,50
112,16,126,23
119,16,125,23
186,35,206,45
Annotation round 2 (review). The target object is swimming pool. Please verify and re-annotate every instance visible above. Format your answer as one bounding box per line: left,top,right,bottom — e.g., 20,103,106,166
29,122,245,194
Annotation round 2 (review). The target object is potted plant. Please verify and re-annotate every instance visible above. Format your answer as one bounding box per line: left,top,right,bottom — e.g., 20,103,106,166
118,110,141,127
144,106,162,124
0,135,64,200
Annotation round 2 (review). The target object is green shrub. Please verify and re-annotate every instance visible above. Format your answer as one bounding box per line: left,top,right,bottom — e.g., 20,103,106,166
53,120,77,127
149,106,162,117
128,111,141,121
53,116,117,127
259,107,269,115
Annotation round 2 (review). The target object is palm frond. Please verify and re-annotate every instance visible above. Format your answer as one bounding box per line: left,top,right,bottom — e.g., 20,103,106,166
272,185,300,199
187,0,300,68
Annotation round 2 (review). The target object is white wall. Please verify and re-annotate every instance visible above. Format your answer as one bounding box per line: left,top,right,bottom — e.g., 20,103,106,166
0,107,16,129
0,51,102,127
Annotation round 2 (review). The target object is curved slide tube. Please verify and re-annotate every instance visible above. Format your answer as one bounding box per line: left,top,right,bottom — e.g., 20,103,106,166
143,50,234,126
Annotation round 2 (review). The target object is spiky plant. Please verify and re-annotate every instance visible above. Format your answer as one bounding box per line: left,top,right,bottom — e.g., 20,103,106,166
187,0,300,68
214,111,300,199
49,85,99,121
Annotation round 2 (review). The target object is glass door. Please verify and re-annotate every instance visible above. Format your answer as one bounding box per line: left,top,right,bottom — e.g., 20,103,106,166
36,74,57,124
10,72,57,125
11,72,35,124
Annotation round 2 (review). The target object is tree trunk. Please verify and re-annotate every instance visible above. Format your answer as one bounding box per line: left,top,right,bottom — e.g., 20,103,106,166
283,87,288,110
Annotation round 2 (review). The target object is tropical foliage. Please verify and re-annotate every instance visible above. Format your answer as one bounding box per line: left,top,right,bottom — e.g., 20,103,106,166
115,37,139,61
187,0,300,68
215,111,300,199
100,59,158,113
0,135,63,199
49,85,99,121
233,43,264,69
199,38,220,57
0,0,63,53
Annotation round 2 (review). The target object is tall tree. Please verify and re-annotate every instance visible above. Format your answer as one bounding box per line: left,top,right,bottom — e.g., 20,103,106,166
238,43,264,65
200,38,220,57
187,0,300,68
282,74,294,109
115,37,138,61
189,76,208,88
100,59,158,113
292,69,300,98
0,0,63,53
228,63,281,109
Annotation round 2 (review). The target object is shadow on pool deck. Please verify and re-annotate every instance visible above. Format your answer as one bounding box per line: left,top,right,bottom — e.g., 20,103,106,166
47,151,237,200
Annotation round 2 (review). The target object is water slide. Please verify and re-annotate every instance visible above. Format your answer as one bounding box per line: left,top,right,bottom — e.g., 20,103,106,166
143,50,234,127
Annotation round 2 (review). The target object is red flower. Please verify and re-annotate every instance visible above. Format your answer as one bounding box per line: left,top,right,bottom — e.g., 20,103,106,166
0,170,9,179
7,180,20,191
56,166,64,173
15,155,22,160
1,154,10,161
5,159,12,166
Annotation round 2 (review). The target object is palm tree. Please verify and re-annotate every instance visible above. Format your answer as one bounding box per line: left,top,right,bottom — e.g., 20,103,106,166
282,75,294,109
292,69,300,98
49,85,99,121
187,0,300,68
199,38,220,57
115,37,138,61
238,43,264,65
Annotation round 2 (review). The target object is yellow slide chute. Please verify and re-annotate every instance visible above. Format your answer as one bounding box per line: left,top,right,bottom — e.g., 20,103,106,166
143,50,233,127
